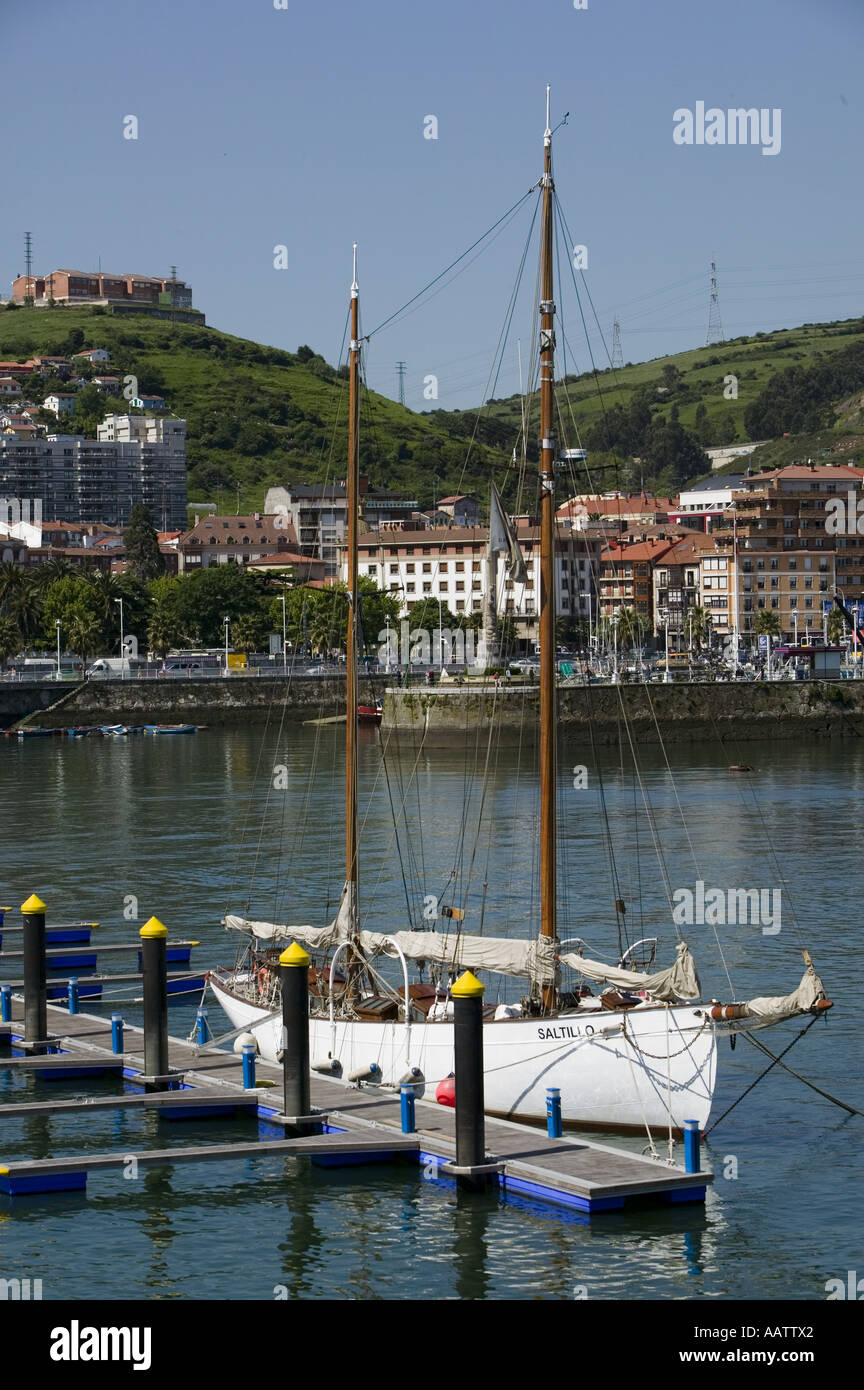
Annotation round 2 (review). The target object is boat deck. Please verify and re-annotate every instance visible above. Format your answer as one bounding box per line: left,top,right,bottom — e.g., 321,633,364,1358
0,999,711,1214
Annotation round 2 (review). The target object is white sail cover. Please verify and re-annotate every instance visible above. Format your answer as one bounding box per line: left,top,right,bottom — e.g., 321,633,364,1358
558,940,701,1002
741,963,827,1023
488,481,527,584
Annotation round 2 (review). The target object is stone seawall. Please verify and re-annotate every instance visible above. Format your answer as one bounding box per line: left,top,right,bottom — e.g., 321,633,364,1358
0,676,388,729
383,680,864,745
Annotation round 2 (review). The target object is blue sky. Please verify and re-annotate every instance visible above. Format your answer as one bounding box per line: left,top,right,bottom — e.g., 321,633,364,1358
4,0,862,409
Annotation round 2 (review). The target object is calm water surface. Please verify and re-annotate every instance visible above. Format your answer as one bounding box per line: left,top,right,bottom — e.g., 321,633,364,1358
0,721,860,1300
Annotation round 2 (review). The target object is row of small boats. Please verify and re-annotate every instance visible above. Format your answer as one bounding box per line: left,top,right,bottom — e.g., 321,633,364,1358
11,724,198,740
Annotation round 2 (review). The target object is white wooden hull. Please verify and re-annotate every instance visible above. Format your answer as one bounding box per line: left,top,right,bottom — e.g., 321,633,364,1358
209,974,717,1132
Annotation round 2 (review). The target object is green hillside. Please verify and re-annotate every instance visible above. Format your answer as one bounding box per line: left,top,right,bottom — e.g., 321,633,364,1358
2,305,863,513
0,307,507,511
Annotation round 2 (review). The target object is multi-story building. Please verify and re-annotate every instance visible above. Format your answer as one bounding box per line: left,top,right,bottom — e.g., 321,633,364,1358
0,417,187,529
12,269,193,309
353,522,600,646
668,476,745,533
264,479,419,576
177,514,301,572
599,536,676,631
712,463,863,643
652,532,716,640
437,494,479,527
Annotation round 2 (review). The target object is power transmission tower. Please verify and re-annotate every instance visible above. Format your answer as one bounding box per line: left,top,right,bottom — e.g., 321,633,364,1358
706,260,724,345
24,231,33,302
395,361,406,406
611,317,624,369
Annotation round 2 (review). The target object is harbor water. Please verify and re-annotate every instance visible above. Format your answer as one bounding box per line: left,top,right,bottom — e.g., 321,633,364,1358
0,723,860,1300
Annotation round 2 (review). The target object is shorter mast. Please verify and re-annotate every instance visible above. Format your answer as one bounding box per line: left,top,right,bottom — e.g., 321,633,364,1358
345,244,360,938
538,86,558,1012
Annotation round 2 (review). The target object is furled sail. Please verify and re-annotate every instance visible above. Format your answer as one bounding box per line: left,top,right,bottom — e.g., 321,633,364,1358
558,940,701,1002
740,963,827,1024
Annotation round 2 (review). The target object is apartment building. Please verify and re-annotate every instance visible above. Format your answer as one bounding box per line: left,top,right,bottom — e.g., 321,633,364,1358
264,479,419,576
0,417,187,529
711,463,863,642
353,522,600,645
177,514,301,572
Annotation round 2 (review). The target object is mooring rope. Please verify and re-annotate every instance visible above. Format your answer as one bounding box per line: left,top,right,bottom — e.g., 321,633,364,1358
703,1017,821,1135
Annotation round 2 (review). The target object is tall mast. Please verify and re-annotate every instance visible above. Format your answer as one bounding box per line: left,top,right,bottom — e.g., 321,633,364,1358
346,244,360,925
539,86,557,1009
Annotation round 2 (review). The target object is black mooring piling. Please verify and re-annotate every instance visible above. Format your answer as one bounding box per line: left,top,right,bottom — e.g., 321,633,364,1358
280,941,311,1128
140,917,169,1087
21,893,47,1051
451,970,489,1189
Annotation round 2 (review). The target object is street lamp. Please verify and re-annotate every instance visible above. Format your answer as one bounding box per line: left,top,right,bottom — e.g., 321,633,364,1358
280,592,287,677
114,597,124,679
224,615,230,677
55,619,61,681
663,617,671,683
579,591,593,655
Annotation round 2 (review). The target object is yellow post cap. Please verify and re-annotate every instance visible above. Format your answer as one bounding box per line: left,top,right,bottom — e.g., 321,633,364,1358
139,917,169,939
279,942,311,968
21,893,46,914
451,970,484,998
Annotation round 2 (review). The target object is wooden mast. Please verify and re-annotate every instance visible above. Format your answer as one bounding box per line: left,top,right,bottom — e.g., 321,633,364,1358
539,87,558,1010
346,245,360,933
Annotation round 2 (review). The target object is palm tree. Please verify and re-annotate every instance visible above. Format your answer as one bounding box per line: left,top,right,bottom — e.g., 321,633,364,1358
687,605,710,651
753,609,781,638
616,606,646,649
34,557,76,587
0,561,23,615
147,606,183,660
827,610,847,646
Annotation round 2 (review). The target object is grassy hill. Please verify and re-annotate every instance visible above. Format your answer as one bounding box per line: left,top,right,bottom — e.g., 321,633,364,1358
2,305,863,513
0,306,508,511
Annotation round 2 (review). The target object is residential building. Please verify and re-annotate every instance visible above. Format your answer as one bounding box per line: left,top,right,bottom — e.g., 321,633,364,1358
652,532,716,640
353,522,600,646
130,395,165,410
711,463,863,642
669,476,745,532
437,494,479,527
44,393,77,417
558,493,673,528
264,479,419,576
599,537,677,631
0,376,22,398
0,418,187,529
72,348,111,365
177,514,301,572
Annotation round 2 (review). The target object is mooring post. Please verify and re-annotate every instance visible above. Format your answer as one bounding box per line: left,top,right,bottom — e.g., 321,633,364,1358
140,917,169,1088
546,1086,562,1139
21,893,47,1051
280,941,311,1126
452,970,486,1182
400,1083,416,1134
110,1013,124,1055
0,985,11,1023
684,1118,701,1174
196,1007,208,1046
241,1041,257,1090
67,976,79,1015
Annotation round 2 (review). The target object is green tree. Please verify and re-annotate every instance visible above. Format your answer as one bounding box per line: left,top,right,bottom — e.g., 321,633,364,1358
827,610,847,646
615,606,647,648
687,605,710,650
41,576,102,649
232,610,269,654
0,616,22,668
753,609,781,638
124,504,164,582
66,605,101,665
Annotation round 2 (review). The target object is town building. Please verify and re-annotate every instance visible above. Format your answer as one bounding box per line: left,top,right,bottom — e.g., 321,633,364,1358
0,417,187,529
353,522,600,646
176,513,302,573
44,393,77,417
12,269,193,309
710,463,863,643
264,479,419,576
669,476,745,532
558,493,673,528
652,532,717,641
599,536,676,632
437,494,479,527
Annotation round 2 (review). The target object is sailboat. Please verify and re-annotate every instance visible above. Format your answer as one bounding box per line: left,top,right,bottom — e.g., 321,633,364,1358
209,94,832,1133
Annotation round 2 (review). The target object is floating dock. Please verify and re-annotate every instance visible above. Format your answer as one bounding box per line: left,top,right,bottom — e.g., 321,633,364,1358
0,997,711,1214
